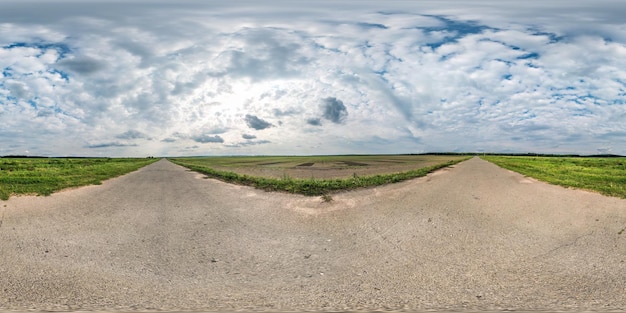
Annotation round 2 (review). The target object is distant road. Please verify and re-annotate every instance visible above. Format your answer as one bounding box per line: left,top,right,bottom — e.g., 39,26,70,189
1,158,625,311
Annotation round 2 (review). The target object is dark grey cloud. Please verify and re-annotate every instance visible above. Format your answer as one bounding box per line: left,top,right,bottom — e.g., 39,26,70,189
193,123,230,134
357,22,388,30
171,132,188,139
273,108,301,117
6,82,29,99
57,57,105,75
86,142,138,149
171,72,209,96
116,130,150,140
191,134,224,143
321,97,348,124
200,126,229,134
161,138,177,143
306,118,322,126
113,39,154,68
242,134,257,139
245,114,273,130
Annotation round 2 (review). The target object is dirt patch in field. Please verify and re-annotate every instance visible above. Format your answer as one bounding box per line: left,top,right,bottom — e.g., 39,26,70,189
257,162,286,166
207,156,467,179
341,161,368,166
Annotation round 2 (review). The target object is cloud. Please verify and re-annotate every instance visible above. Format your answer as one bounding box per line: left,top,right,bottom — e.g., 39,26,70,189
242,134,257,139
57,56,105,75
190,134,224,143
178,145,200,152
2,1,626,156
199,126,229,135
420,15,494,49
273,108,300,117
321,97,348,124
6,81,30,99
245,114,273,130
86,142,138,149
306,118,322,126
170,132,188,139
116,130,150,140
226,140,271,148
213,28,310,81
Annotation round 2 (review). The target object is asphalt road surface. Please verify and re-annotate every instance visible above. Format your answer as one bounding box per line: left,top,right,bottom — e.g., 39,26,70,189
1,158,625,311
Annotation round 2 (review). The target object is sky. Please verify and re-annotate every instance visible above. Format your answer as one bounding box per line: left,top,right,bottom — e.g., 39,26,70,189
1,1,625,157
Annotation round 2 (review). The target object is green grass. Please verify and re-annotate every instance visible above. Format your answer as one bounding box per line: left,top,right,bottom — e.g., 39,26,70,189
0,158,159,200
169,156,469,196
482,156,626,199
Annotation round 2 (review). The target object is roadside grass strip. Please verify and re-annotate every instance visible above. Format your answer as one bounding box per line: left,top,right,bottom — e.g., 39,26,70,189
170,157,469,196
0,158,159,200
483,156,626,199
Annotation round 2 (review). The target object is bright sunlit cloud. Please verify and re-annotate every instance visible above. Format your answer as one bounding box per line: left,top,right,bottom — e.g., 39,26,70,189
1,1,625,156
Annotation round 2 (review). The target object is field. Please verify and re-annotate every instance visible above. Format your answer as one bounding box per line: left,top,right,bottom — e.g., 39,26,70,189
0,158,158,200
169,155,470,196
482,156,626,199
3,155,622,201
169,155,468,179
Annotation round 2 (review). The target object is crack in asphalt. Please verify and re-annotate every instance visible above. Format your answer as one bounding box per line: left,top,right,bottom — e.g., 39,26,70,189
531,231,595,260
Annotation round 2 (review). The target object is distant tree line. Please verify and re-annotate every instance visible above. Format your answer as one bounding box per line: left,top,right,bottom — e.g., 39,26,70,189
0,155,113,159
422,152,625,158
1,155,49,158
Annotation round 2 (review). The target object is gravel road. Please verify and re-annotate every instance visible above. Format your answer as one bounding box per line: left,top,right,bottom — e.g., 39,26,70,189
1,157,625,311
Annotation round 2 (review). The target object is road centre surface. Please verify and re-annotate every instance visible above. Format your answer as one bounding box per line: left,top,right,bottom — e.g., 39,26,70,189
1,158,625,311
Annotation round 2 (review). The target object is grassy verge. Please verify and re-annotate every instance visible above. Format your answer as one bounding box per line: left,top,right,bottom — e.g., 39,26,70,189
169,157,469,196
482,156,626,199
0,158,159,200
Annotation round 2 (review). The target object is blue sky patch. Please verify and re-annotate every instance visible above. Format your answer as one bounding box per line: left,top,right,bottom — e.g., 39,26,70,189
49,69,70,82
28,99,38,109
421,15,494,49
517,52,540,60
3,41,72,59
529,30,564,43
2,67,11,78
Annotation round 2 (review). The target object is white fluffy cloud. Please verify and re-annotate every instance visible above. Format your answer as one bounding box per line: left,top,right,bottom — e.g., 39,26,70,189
1,0,625,156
